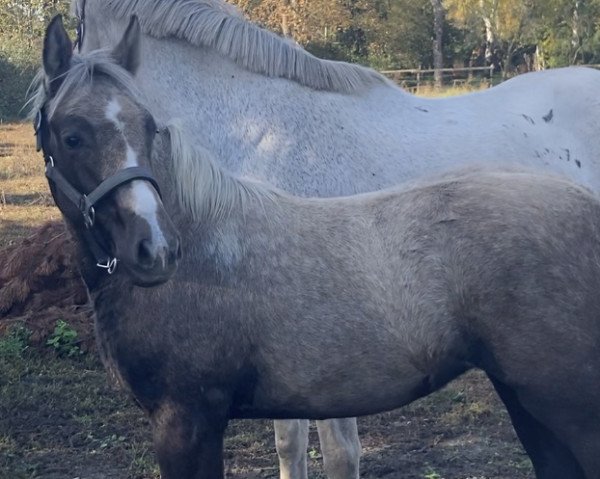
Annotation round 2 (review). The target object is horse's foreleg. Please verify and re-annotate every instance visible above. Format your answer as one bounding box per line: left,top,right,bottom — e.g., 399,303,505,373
274,419,309,479
488,376,584,479
316,418,361,479
152,402,226,479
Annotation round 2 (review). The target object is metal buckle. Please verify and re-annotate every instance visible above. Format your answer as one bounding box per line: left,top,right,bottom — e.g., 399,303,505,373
85,206,95,228
80,195,95,228
97,257,118,274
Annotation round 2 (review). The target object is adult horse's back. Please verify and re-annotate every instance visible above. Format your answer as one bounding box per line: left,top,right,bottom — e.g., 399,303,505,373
73,0,600,476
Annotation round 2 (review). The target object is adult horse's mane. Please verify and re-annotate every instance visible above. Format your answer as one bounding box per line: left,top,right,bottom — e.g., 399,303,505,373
72,0,390,93
166,121,278,222
28,49,142,119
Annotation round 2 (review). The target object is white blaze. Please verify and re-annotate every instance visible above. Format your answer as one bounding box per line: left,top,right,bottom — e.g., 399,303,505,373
105,97,167,251
105,98,125,131
126,181,167,250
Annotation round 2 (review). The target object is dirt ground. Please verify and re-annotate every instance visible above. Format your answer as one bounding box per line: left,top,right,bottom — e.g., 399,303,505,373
0,122,532,479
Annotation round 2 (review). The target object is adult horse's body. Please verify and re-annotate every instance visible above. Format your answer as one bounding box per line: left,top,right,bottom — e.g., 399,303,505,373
72,0,600,477
38,18,600,479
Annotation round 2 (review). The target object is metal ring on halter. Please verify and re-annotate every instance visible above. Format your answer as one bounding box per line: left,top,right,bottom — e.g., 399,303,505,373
86,206,95,228
80,195,96,228
48,155,55,167
97,257,118,274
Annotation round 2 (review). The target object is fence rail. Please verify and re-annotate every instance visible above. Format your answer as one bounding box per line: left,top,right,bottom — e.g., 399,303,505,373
380,66,496,92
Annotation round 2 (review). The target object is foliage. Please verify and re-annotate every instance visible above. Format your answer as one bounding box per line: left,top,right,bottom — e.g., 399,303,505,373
0,325,31,358
0,0,72,120
232,0,600,74
46,319,83,357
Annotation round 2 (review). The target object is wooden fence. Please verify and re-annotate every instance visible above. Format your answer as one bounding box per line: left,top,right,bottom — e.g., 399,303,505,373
380,66,496,91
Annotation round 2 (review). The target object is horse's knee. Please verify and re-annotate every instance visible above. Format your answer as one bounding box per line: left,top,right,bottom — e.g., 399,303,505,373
317,419,361,479
274,419,309,459
274,419,309,479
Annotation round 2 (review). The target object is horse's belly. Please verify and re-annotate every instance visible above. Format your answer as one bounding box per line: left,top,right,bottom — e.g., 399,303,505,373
229,364,434,419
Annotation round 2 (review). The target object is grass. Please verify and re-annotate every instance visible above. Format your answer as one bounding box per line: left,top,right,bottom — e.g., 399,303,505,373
0,344,158,479
0,123,59,249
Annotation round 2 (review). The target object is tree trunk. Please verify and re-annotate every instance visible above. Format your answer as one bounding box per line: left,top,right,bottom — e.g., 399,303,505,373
572,0,581,63
430,0,443,89
479,0,496,67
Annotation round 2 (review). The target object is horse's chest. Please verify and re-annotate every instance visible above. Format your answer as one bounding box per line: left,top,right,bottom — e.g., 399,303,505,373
92,293,169,411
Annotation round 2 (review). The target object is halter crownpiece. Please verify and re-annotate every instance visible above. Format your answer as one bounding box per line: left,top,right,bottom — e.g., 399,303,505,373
34,108,162,275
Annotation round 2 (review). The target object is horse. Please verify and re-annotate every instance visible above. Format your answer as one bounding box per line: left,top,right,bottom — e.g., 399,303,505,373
70,1,600,476
36,15,600,479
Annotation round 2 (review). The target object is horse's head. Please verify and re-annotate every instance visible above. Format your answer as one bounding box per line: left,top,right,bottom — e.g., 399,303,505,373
37,15,181,286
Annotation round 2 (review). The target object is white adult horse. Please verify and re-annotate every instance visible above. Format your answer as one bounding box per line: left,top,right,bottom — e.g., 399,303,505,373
72,0,600,477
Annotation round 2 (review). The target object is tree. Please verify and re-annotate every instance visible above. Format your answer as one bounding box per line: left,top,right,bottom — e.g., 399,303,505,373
431,0,444,88
232,0,437,69
444,0,537,75
532,0,600,66
0,0,71,119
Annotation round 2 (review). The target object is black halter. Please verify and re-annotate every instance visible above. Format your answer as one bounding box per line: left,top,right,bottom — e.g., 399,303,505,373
34,108,162,275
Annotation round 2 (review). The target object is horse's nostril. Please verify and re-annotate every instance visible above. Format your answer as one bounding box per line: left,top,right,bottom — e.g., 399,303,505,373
137,239,154,268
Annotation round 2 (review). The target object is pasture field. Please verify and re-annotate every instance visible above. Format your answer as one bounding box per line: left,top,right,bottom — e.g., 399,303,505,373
0,121,532,479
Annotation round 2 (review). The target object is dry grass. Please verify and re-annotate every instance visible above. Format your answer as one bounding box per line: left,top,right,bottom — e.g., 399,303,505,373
414,82,491,98
0,123,59,249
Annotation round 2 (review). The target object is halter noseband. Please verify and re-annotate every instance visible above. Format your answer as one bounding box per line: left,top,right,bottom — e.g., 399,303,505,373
34,108,162,275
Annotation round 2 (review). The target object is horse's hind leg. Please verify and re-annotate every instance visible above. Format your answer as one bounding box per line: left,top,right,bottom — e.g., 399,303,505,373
316,418,361,479
488,376,585,479
152,401,226,479
275,419,309,479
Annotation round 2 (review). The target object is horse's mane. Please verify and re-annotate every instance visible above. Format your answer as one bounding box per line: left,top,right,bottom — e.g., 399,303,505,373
28,49,142,120
73,0,390,93
166,120,278,222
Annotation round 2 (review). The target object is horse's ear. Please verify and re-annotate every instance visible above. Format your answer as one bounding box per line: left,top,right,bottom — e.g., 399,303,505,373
112,16,141,75
43,15,73,97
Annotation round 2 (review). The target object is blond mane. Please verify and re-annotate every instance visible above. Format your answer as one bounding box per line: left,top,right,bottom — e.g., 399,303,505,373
166,120,278,222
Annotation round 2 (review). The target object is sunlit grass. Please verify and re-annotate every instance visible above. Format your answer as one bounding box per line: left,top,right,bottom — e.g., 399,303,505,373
0,122,59,248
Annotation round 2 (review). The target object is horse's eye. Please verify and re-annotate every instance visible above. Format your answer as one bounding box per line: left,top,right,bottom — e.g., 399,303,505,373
64,135,82,149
